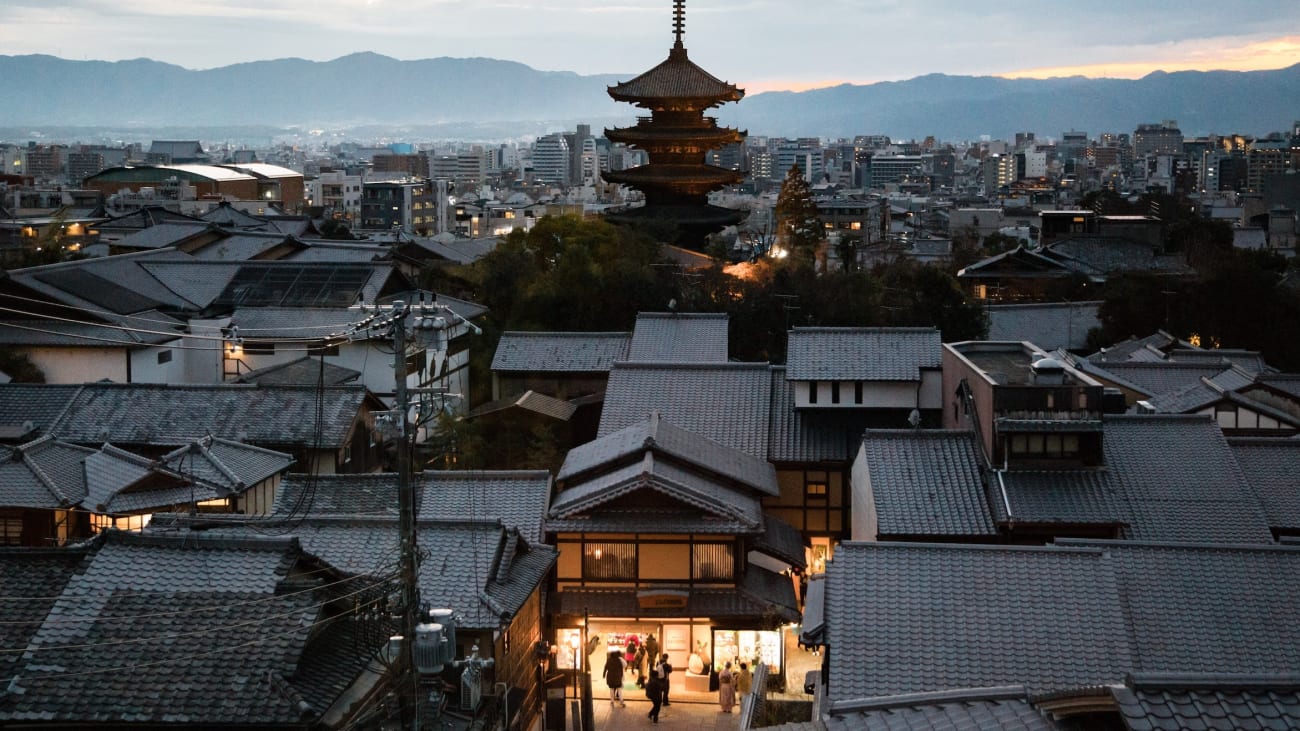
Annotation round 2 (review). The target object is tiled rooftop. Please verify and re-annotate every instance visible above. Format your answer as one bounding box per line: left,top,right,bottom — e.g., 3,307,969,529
785,327,940,381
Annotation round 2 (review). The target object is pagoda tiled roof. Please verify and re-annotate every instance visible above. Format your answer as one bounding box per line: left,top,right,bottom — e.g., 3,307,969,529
608,45,743,104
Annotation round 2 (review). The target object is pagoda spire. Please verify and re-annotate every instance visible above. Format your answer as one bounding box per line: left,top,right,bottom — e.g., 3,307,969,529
672,0,685,49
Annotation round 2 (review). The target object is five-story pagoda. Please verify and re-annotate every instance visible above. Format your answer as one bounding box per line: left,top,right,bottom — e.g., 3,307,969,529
603,0,748,246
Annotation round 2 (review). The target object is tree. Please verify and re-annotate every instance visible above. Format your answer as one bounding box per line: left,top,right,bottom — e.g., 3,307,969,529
773,166,822,264
0,348,44,382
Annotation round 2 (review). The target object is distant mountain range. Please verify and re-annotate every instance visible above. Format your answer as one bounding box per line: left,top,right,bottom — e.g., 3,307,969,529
2,53,1298,141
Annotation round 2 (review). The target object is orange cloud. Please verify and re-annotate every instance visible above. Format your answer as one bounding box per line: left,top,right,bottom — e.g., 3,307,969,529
1000,35,1300,80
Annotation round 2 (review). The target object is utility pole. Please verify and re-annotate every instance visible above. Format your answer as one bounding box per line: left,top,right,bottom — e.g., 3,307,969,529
392,301,422,731
353,295,482,730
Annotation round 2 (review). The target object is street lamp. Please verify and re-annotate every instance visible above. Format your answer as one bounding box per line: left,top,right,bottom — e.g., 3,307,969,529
568,633,580,699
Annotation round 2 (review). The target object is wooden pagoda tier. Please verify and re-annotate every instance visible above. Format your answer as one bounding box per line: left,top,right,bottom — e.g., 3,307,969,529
603,43,748,247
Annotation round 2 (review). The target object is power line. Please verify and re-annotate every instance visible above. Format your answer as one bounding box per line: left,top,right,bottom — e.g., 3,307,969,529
0,303,355,345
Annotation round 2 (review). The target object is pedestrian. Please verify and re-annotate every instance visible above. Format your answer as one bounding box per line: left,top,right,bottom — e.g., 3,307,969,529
647,656,666,723
644,634,659,667
659,653,673,706
604,650,626,708
718,661,735,712
736,662,753,717
634,645,648,687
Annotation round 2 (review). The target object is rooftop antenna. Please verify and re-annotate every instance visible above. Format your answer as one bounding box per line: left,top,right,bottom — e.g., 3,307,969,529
672,0,685,49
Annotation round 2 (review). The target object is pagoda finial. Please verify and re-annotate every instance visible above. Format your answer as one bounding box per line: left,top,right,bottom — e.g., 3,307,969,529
672,0,685,48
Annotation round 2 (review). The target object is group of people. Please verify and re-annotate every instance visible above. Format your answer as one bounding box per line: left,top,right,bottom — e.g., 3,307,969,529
603,640,674,723
603,644,755,721
716,661,753,714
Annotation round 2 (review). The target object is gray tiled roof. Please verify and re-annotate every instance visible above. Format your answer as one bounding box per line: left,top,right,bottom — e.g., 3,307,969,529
1258,375,1300,400
0,308,185,348
600,362,773,458
547,453,764,534
767,368,880,463
111,221,214,250
190,233,302,261
628,312,730,362
1078,361,1232,398
559,412,778,497
1063,540,1300,678
160,436,294,492
1112,674,1300,731
11,249,199,314
824,687,1063,731
1229,437,1300,531
1087,332,1188,363
1102,415,1272,543
189,517,554,630
0,436,94,509
271,471,552,543
234,356,362,386
1165,348,1271,374
491,331,631,372
0,547,87,679
468,390,578,421
1,530,321,726
863,430,996,538
994,415,1271,542
0,384,83,436
230,306,374,338
754,515,808,569
987,301,1101,352
822,542,1132,698
46,382,370,448
786,327,940,381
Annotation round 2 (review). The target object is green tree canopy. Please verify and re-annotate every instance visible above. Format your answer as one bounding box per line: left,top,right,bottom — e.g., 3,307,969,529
774,166,822,263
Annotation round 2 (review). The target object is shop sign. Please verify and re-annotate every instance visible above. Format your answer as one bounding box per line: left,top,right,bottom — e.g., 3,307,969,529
637,589,689,609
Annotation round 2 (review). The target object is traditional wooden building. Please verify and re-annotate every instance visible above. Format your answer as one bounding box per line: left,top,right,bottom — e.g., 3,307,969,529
603,0,747,246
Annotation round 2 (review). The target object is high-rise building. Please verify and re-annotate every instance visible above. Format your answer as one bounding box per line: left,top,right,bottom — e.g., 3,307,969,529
532,135,571,185
1134,121,1184,157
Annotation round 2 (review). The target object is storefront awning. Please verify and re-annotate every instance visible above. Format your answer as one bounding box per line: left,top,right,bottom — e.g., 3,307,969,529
550,567,799,624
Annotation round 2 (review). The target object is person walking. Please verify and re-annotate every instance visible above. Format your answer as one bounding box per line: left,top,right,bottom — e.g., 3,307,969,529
736,662,753,717
658,653,673,706
718,661,736,712
647,655,667,723
604,650,626,708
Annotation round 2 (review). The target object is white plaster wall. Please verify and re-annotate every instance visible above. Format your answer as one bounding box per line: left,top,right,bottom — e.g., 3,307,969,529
848,441,877,542
23,347,127,383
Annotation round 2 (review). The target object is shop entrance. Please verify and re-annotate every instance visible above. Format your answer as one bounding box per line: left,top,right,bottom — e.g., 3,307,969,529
559,619,788,703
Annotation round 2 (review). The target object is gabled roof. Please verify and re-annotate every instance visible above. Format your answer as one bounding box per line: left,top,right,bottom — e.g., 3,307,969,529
0,436,94,509
44,382,373,449
1229,437,1300,532
558,412,778,497
109,221,217,250
1112,673,1300,731
235,356,362,386
987,301,1101,352
200,203,275,229
0,384,84,438
230,306,374,340
956,245,1075,279
862,430,996,538
600,362,773,458
786,327,940,381
817,539,1300,706
0,308,185,348
547,451,764,534
1074,360,1234,398
467,390,579,422
491,331,631,372
189,232,308,261
96,206,206,233
824,687,1063,731
628,312,730,362
8,249,199,314
1000,415,1271,542
269,471,552,543
0,530,327,726
821,542,1131,699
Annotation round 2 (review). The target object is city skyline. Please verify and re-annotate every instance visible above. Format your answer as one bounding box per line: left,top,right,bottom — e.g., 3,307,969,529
1,1,1298,94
